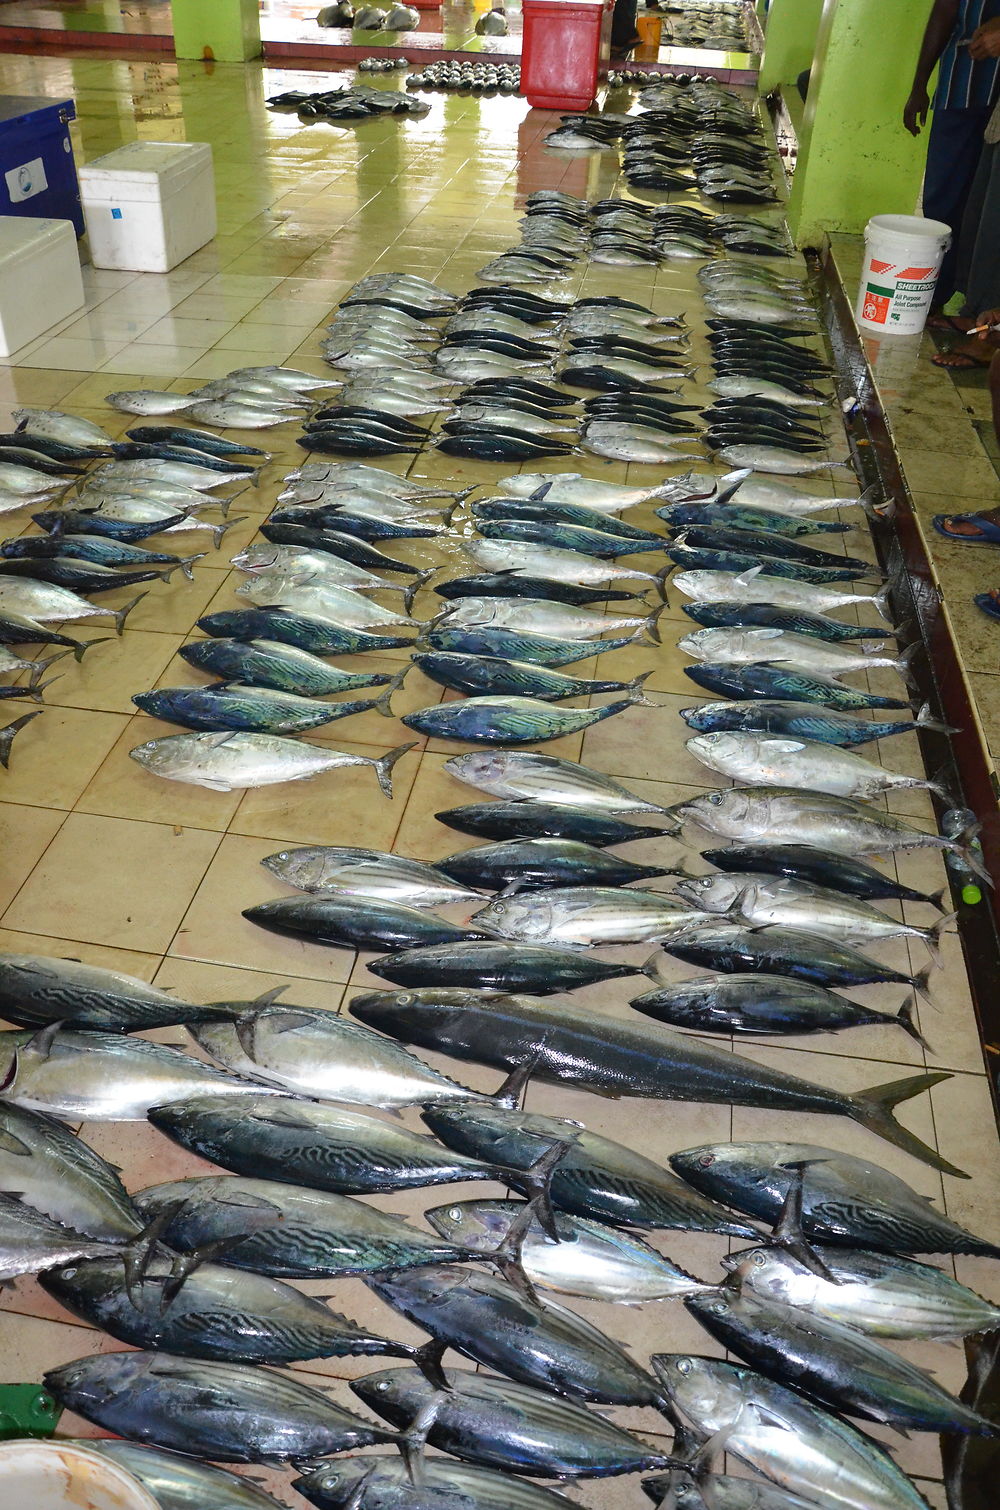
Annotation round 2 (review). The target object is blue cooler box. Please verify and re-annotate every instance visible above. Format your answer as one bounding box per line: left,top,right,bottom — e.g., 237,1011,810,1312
0,96,83,236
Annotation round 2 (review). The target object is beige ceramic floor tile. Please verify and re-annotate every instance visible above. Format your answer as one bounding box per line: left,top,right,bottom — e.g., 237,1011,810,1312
0,804,66,917
0,706,129,811
3,812,222,953
39,630,181,716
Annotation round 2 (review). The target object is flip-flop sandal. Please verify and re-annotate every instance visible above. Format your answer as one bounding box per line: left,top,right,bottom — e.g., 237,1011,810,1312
928,313,974,333
933,509,1000,543
974,589,1000,620
930,347,994,369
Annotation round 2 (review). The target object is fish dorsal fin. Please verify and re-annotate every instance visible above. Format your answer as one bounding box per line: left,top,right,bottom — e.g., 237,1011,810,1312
22,1020,65,1063
734,565,763,587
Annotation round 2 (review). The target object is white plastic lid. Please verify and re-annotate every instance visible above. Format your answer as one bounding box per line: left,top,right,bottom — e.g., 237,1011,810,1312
866,213,951,242
79,140,212,189
0,214,77,268
0,1441,161,1510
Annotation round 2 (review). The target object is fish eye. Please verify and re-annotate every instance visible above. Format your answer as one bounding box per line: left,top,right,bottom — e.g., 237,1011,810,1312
448,1207,463,1222
753,1253,766,1267
490,902,506,914
375,1380,388,1392
698,1153,715,1167
676,1358,691,1375
61,1267,76,1279
708,792,723,805
708,1298,727,1314
396,993,414,1007
276,851,289,861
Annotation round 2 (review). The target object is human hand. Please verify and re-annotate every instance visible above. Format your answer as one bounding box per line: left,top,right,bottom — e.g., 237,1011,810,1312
903,86,930,135
969,17,1000,58
974,307,1000,339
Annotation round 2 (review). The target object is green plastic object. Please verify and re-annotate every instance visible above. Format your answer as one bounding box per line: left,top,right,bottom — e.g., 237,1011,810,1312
0,1384,62,1439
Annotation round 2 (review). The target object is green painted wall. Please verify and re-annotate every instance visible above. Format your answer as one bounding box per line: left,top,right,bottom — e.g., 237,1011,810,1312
785,0,929,245
171,0,262,61
759,0,824,95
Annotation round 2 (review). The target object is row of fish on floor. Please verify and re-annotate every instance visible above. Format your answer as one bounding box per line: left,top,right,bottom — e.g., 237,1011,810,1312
0,86,994,1510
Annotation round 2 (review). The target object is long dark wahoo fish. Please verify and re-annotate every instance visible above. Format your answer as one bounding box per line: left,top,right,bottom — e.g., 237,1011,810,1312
350,990,962,1177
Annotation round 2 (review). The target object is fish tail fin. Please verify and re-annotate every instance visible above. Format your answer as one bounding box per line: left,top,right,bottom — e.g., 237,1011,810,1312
946,827,995,887
849,1069,965,1175
909,959,937,1002
653,564,672,603
24,674,62,703
0,710,42,769
403,567,437,617
212,516,248,550
373,741,418,798
627,671,655,695
921,909,958,968
639,948,667,985
858,482,893,520
896,995,932,1051
928,884,950,912
26,653,62,687
374,666,409,719
925,762,957,806
644,603,667,645
873,583,894,623
178,553,208,581
915,700,960,735
112,592,148,636
74,636,112,663
34,650,72,675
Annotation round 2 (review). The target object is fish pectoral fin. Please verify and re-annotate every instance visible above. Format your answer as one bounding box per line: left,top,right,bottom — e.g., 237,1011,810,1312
0,1130,32,1156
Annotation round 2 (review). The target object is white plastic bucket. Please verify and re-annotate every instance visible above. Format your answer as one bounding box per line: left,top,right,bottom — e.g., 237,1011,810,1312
856,214,952,336
0,1440,161,1510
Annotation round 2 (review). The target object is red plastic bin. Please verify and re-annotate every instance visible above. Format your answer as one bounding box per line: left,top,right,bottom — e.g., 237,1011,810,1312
520,0,613,112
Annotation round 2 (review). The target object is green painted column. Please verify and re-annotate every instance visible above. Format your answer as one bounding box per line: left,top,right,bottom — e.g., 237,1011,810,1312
171,0,262,61
758,0,823,95
786,0,931,246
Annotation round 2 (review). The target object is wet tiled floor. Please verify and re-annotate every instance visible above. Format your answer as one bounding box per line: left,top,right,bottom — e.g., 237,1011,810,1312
830,234,1000,795
0,49,990,1510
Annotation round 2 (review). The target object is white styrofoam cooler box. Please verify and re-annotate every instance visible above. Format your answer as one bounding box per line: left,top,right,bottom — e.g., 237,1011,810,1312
0,215,83,355
79,140,216,273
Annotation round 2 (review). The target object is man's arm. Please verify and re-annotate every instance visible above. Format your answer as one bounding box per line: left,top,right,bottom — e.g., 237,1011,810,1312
905,0,961,135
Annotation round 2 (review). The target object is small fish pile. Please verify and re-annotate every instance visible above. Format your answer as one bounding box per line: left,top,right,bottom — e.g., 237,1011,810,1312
406,62,521,92
613,79,776,200
357,54,410,71
662,0,752,51
268,80,430,120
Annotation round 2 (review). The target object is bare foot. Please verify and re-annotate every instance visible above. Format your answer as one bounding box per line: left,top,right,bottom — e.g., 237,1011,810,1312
931,339,994,368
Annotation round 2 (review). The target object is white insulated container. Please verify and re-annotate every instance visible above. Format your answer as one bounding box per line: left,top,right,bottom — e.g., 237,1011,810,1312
79,140,216,272
0,1440,160,1510
0,214,83,355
